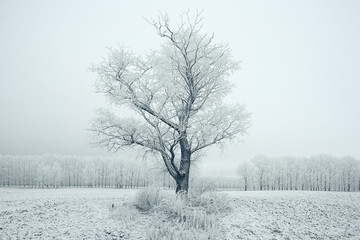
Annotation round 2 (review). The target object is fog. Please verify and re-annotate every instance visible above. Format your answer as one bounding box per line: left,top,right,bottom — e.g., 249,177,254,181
1,0,360,176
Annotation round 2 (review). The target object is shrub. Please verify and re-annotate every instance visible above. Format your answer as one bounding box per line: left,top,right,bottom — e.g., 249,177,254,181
189,191,233,215
133,187,164,212
133,187,233,239
153,194,218,231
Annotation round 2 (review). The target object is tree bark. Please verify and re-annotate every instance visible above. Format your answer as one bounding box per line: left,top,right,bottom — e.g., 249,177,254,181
175,173,189,193
175,138,191,194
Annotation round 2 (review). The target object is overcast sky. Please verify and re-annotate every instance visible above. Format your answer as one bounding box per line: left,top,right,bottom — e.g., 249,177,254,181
1,0,359,176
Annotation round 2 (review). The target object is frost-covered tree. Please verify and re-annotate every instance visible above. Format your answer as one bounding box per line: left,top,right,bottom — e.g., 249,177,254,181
251,155,269,190
237,161,252,191
90,11,251,193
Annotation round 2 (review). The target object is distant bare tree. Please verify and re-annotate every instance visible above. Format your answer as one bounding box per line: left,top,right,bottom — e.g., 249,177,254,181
90,11,251,193
237,161,252,191
251,155,268,190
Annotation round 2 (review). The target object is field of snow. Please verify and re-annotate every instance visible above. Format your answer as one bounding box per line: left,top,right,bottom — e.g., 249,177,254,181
0,188,359,239
221,191,360,239
0,188,146,239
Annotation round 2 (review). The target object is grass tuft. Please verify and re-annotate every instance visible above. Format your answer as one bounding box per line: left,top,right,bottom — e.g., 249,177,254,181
133,187,164,212
133,187,232,239
147,220,219,240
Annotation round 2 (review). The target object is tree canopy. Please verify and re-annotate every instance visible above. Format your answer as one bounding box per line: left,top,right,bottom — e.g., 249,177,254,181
90,11,251,193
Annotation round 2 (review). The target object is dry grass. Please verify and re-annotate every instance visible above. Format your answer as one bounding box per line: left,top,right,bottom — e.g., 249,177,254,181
146,220,219,240
133,187,164,212
132,187,232,239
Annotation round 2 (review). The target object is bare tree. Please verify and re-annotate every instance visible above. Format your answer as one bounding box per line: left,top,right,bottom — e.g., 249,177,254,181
237,161,252,191
90,11,251,193
251,155,268,190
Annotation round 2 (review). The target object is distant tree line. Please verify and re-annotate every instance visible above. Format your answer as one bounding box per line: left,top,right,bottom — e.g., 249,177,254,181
237,155,360,192
0,154,175,189
1,154,359,192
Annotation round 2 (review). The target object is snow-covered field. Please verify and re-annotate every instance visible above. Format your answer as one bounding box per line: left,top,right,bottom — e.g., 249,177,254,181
0,188,359,239
222,191,360,239
0,188,146,239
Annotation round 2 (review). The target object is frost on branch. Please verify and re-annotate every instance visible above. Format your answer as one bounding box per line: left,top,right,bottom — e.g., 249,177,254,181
90,11,251,193
189,103,251,152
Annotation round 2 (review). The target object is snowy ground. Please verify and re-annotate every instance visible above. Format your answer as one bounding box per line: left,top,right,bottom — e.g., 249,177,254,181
221,191,360,240
0,188,359,239
0,188,149,239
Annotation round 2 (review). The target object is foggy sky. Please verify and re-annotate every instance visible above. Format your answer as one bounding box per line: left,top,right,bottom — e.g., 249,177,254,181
1,0,360,176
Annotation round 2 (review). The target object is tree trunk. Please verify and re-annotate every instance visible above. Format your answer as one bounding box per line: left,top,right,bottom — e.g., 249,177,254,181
175,173,189,193
175,159,190,193
175,138,191,194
